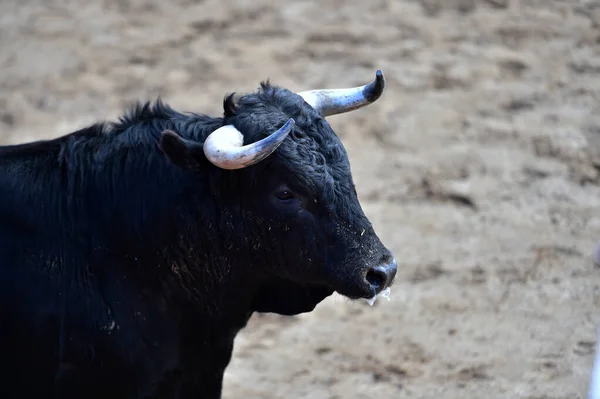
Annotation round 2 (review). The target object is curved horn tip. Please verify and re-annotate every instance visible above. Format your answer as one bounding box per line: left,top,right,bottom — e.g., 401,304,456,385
364,70,386,102
268,118,295,145
282,118,295,130
267,118,295,142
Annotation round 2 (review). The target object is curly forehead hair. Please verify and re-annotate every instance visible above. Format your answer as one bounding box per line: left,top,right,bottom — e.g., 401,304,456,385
222,82,353,200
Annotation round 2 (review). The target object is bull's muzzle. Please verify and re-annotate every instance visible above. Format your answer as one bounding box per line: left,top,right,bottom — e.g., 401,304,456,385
364,257,397,294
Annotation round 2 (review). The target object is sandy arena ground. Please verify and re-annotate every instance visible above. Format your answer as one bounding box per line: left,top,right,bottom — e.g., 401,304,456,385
2,0,600,398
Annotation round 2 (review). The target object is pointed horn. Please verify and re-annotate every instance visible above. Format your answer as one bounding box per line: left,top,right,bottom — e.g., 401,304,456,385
203,118,295,170
297,70,386,117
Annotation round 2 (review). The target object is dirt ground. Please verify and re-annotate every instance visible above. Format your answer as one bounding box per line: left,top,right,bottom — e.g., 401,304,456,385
2,0,600,398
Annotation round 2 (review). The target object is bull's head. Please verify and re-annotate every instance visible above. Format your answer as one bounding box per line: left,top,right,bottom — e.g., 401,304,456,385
160,70,396,314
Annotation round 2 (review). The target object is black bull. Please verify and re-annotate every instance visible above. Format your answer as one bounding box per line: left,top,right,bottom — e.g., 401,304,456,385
0,70,397,398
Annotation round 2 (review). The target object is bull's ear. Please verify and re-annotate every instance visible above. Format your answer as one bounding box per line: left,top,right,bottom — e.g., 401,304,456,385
159,130,203,171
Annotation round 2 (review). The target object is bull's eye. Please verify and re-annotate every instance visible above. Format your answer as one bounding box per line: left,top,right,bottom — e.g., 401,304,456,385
276,190,295,201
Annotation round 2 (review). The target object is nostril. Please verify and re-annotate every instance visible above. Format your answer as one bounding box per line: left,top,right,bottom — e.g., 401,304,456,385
365,268,387,290
365,258,397,293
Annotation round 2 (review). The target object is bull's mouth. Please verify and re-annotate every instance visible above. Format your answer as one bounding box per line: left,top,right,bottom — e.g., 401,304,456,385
334,277,396,301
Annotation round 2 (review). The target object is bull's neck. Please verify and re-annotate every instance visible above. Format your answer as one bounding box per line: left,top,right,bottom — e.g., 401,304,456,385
2,131,201,253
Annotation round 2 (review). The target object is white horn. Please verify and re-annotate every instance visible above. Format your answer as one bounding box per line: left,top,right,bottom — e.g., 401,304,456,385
297,70,386,117
203,118,295,170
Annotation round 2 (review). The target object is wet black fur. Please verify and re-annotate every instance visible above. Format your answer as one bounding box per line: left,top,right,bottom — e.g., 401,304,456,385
0,81,392,399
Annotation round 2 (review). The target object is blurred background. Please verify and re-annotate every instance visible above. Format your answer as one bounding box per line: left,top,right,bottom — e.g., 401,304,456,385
2,0,600,397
